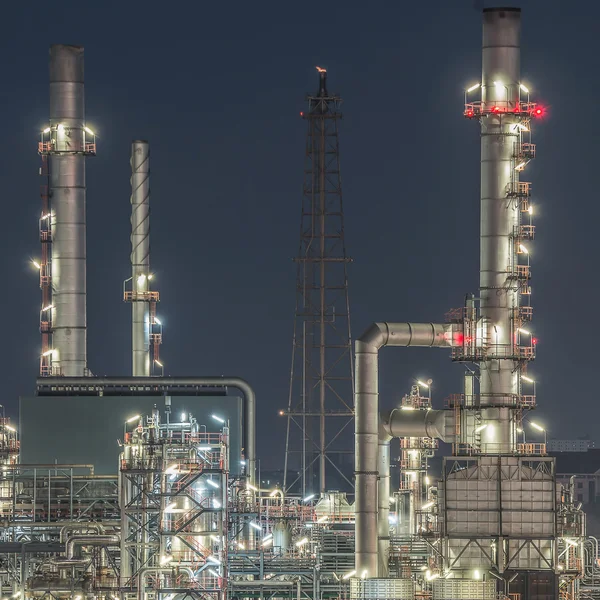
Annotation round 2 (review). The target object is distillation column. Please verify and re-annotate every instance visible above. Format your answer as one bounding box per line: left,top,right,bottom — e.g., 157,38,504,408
48,45,89,376
130,141,151,376
478,8,521,454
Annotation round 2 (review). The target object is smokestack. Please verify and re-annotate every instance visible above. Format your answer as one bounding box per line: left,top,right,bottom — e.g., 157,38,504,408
130,141,151,376
47,45,92,376
478,7,522,453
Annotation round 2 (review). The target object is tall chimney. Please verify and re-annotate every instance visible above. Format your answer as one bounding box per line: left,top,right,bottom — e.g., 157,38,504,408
48,45,91,376
478,8,522,453
130,141,151,376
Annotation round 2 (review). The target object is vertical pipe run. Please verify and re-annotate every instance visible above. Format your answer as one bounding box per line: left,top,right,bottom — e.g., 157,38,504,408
479,8,521,453
354,322,453,577
130,141,151,377
377,433,391,577
49,45,87,376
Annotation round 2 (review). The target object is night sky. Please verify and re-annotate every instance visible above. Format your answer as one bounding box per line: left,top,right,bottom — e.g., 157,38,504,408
0,1,594,467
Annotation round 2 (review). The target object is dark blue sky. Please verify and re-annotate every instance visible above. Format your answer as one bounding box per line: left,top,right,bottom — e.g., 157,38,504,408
1,1,595,463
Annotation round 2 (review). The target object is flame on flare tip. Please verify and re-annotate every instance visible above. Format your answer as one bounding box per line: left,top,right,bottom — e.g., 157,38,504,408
316,66,326,73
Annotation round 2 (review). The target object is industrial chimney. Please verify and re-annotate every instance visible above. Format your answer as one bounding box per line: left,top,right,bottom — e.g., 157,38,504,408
38,45,96,377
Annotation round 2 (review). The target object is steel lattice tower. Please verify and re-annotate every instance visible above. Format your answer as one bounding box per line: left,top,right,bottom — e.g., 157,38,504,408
283,67,354,496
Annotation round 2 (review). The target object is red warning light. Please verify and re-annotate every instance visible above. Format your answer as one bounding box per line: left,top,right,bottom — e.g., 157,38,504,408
300,112,304,117
492,106,499,113
534,107,543,117
466,110,474,118
532,337,538,345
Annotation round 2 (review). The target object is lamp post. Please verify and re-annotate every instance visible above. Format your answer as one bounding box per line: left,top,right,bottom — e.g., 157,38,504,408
529,422,547,445
124,414,140,440
417,379,432,403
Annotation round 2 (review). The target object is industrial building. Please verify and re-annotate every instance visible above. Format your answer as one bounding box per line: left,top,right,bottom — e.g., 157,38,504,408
548,440,595,453
2,6,600,600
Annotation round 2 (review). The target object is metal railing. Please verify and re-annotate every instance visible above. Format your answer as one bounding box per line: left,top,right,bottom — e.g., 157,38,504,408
464,101,540,117
123,290,160,302
513,264,531,279
509,181,532,197
519,224,535,239
517,443,547,455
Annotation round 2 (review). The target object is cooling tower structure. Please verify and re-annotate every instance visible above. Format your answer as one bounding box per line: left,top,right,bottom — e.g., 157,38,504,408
38,45,96,377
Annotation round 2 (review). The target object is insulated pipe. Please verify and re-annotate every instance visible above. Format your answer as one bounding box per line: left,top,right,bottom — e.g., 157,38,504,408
137,566,195,600
354,322,455,577
376,408,454,576
59,523,104,543
65,534,119,559
37,376,257,485
479,7,521,453
381,407,454,441
49,45,88,376
130,141,151,376
377,428,391,577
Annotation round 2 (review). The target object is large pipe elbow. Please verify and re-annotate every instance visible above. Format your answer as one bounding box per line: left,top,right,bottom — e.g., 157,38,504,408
356,322,454,354
354,321,453,577
60,523,105,543
66,534,120,559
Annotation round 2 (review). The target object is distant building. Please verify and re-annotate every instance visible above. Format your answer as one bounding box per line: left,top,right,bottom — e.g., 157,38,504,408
552,449,600,505
547,439,595,453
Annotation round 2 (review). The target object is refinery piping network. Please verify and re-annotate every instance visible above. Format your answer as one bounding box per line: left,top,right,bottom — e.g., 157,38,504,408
2,6,599,600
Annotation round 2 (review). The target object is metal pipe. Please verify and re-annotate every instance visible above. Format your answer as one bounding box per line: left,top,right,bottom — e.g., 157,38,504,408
377,428,391,577
37,376,257,484
130,141,150,376
136,566,194,600
59,523,104,543
354,322,454,577
479,7,521,453
3,464,95,471
65,534,119,559
48,45,88,376
375,409,453,576
381,408,453,441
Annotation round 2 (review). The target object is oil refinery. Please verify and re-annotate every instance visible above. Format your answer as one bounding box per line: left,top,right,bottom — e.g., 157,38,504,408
2,6,599,600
